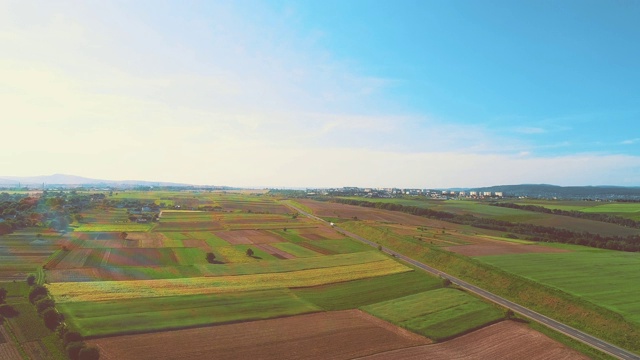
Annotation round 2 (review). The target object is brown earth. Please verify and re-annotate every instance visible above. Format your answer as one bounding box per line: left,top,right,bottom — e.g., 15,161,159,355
89,310,431,360
356,321,589,360
300,233,325,240
0,343,21,360
52,248,92,269
22,340,49,360
125,232,167,247
254,243,296,259
297,199,462,229
297,227,346,239
182,239,211,252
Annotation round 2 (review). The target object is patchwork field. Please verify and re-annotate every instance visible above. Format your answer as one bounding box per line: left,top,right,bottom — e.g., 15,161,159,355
0,230,63,280
2,191,622,359
329,197,640,237
47,258,412,302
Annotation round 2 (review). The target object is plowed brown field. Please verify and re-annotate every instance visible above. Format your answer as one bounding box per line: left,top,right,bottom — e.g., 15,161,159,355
255,243,295,259
356,321,588,360
0,325,21,360
297,199,459,229
89,310,430,360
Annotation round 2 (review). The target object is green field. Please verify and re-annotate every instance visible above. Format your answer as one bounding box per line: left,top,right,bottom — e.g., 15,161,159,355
301,238,373,254
478,246,640,325
362,288,504,341
293,270,442,310
59,289,320,338
514,200,640,221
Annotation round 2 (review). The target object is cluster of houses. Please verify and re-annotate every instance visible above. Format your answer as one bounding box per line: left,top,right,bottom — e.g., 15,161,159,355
306,187,504,199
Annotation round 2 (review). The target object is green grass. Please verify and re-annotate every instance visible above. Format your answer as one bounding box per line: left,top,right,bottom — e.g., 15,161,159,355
478,248,640,325
173,248,208,265
270,229,310,243
6,303,52,342
59,289,320,338
362,288,504,341
293,270,442,310
271,242,320,257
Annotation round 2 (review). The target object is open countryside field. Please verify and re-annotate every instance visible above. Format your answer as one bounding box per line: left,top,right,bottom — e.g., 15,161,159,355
88,310,432,360
514,199,640,221
47,258,412,303
111,190,290,213
1,190,620,359
477,244,640,325
334,197,640,237
59,289,321,337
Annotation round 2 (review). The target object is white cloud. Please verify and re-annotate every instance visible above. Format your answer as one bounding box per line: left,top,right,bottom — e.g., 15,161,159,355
1,2,639,187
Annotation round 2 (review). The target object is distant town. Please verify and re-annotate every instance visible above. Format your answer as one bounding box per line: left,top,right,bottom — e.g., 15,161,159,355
305,187,504,199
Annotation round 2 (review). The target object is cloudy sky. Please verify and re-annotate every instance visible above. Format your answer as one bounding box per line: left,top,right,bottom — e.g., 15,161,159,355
2,0,639,187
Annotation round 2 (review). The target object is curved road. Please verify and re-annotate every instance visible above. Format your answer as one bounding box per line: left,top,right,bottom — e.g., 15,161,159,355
285,202,640,360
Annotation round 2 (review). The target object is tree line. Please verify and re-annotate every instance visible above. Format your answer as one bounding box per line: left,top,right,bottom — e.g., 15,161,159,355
326,198,640,252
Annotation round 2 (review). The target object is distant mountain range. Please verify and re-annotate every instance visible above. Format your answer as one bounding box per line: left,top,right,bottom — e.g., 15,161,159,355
0,174,193,187
469,184,640,199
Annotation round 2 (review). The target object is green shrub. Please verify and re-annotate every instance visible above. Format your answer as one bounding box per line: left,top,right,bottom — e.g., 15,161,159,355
27,274,36,286
29,285,48,303
36,298,56,314
63,331,84,346
42,307,62,330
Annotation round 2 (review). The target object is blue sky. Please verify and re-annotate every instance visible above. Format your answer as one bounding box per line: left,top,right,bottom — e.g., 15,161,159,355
1,1,639,187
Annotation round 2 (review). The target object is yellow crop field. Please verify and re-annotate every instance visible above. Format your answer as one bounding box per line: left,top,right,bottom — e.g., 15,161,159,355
48,259,411,303
218,246,256,263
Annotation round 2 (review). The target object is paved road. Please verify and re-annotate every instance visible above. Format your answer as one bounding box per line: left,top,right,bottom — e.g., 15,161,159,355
285,202,640,360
